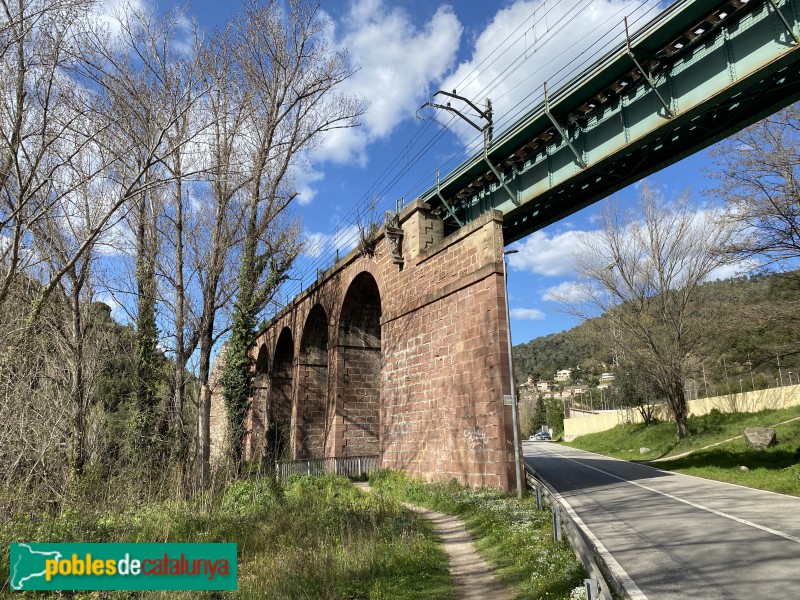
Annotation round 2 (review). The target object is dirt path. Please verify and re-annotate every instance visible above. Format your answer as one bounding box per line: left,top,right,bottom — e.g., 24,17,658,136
355,483,512,599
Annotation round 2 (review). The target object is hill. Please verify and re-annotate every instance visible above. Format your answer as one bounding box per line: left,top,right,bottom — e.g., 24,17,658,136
512,270,800,393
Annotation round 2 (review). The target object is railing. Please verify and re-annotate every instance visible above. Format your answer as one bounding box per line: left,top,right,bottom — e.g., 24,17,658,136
524,463,612,600
275,455,381,481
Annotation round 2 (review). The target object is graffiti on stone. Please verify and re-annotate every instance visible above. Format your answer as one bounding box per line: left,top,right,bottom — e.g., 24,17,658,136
463,425,486,449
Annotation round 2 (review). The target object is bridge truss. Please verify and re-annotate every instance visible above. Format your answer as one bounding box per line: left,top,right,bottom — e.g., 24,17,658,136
419,0,800,244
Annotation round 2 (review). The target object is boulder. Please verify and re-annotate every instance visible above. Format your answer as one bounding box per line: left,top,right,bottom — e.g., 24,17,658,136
744,428,777,450
639,447,650,454
739,465,749,472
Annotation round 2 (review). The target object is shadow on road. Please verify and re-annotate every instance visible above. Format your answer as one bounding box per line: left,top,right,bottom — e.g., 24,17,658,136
523,448,673,494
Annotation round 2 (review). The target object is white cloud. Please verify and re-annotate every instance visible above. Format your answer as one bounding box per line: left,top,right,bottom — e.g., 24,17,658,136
302,224,360,259
314,1,463,166
511,307,545,320
705,258,761,282
507,229,587,276
541,280,586,303
293,164,325,207
437,0,658,144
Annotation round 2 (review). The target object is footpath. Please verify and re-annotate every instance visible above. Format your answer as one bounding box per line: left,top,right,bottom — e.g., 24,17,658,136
354,483,511,600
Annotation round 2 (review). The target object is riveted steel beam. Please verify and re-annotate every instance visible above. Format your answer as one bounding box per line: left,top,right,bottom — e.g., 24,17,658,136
766,0,799,44
543,81,587,168
436,170,464,226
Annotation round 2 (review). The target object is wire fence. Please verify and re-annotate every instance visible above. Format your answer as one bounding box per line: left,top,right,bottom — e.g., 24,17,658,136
275,455,381,481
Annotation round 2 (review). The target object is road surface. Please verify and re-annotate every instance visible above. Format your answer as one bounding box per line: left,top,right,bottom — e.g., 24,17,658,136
523,442,800,600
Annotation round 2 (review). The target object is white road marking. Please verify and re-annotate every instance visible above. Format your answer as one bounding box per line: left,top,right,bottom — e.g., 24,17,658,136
534,472,649,600
539,445,800,545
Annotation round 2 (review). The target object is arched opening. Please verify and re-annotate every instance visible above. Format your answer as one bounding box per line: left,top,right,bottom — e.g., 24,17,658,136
339,272,382,456
248,344,269,459
267,328,293,462
297,305,329,458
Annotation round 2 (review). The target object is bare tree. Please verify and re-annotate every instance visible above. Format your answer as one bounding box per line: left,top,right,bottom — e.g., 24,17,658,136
0,0,101,318
709,104,800,362
29,137,119,475
77,4,210,461
709,104,800,266
215,0,364,468
191,33,252,486
565,187,736,438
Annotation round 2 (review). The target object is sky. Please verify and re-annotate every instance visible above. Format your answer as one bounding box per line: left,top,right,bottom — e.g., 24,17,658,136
146,0,751,345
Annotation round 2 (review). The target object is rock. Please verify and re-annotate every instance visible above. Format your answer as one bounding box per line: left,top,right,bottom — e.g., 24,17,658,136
739,465,749,472
744,428,777,450
639,447,650,454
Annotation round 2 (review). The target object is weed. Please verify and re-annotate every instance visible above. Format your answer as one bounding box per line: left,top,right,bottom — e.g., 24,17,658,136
369,470,585,600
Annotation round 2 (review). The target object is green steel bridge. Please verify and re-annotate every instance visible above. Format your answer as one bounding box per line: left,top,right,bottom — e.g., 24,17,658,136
417,0,800,244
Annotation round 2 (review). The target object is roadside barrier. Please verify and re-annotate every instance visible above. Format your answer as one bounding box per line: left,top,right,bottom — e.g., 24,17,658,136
524,463,615,600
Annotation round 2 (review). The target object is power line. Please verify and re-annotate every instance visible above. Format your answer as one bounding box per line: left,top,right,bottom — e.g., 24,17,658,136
283,0,669,303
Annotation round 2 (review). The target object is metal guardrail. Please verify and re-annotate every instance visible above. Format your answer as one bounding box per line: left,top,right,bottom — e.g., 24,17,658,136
275,455,380,481
524,463,614,600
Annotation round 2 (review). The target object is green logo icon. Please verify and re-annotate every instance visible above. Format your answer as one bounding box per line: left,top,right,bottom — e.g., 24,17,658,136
9,543,237,591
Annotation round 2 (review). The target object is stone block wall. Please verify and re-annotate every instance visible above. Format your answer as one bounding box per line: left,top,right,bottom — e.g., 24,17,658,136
209,200,520,489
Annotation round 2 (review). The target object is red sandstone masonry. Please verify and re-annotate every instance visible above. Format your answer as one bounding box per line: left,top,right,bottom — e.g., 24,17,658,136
208,200,519,489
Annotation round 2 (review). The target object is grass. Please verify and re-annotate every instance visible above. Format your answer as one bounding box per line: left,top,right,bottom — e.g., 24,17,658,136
368,470,586,600
567,405,800,496
0,473,452,599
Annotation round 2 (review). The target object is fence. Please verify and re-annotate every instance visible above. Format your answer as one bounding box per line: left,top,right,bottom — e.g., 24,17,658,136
275,455,381,481
564,383,800,440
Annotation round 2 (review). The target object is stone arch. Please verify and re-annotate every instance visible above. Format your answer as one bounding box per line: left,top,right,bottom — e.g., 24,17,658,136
247,343,270,459
255,343,269,373
296,304,329,458
338,271,382,456
267,327,293,462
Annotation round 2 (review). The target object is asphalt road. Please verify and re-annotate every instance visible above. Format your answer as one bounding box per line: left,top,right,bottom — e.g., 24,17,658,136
523,442,800,600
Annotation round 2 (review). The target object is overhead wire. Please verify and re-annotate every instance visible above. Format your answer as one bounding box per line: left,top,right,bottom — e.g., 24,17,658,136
394,0,661,209
280,0,669,305
288,0,570,276
287,0,603,289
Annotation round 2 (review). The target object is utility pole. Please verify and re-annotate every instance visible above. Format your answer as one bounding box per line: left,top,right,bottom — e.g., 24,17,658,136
502,249,523,499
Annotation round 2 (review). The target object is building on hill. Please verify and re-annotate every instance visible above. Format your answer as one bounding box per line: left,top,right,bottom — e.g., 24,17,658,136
536,380,554,393
565,385,588,397
555,369,572,382
600,372,615,382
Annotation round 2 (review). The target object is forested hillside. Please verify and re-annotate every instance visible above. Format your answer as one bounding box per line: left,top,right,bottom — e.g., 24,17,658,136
513,270,800,392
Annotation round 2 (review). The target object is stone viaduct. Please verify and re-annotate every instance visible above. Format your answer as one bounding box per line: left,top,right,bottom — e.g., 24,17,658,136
209,201,520,489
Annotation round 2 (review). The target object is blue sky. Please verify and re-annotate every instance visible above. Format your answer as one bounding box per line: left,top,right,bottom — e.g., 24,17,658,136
147,0,743,344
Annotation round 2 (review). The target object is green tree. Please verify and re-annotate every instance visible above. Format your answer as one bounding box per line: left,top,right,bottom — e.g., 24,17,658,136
532,397,548,433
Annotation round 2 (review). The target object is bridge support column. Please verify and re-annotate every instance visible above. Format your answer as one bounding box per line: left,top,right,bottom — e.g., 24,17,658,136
399,199,444,259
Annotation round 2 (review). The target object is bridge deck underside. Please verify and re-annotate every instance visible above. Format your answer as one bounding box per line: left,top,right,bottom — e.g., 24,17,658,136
423,0,800,244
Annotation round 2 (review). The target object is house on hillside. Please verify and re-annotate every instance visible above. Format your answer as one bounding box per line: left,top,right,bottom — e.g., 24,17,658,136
565,385,588,397
536,380,554,393
600,372,615,382
555,369,572,382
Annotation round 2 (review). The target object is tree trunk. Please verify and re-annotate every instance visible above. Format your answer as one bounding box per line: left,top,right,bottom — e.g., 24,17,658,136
196,383,211,489
134,187,160,456
172,168,187,461
194,310,215,489
68,274,87,477
672,385,690,439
